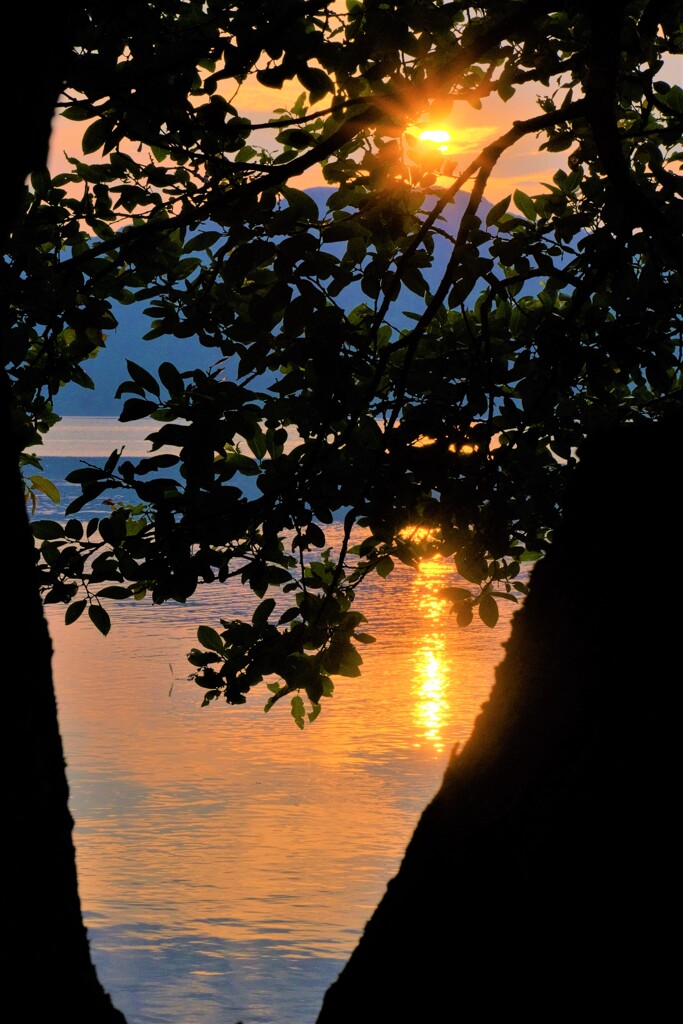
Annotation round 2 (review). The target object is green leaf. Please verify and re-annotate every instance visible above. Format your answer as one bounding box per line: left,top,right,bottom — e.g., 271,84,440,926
223,450,261,475
280,185,320,222
88,604,111,636
246,425,268,460
28,475,61,504
291,694,306,729
660,84,683,113
336,645,363,677
197,625,225,654
376,556,394,578
513,189,537,221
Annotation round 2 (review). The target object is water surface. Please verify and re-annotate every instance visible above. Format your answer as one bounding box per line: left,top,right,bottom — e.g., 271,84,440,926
39,418,524,1024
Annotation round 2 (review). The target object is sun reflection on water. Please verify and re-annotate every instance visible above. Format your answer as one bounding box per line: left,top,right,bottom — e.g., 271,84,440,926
410,556,456,753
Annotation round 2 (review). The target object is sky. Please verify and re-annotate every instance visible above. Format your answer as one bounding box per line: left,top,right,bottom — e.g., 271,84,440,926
46,35,682,206
47,72,577,206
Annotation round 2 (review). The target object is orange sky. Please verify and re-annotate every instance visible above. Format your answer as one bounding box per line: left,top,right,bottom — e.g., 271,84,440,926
47,76,571,206
47,49,682,205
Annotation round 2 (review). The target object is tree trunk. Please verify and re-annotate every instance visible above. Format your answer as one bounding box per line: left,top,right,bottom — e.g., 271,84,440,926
317,411,681,1021
2,11,126,1022
3,376,127,1022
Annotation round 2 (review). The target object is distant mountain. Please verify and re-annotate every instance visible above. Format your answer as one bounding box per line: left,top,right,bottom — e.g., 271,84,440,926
55,187,486,417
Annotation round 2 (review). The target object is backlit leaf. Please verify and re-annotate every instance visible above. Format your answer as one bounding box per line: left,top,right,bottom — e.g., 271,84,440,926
88,604,111,636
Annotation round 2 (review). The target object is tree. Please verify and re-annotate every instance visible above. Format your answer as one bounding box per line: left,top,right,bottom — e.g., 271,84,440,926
316,405,683,1022
2,8,126,1022
4,0,682,1017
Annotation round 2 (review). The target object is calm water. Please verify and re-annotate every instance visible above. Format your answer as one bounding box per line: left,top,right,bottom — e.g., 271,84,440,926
34,418,525,1024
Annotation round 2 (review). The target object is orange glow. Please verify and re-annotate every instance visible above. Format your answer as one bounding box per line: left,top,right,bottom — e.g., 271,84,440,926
414,638,449,751
409,433,478,455
418,128,452,152
409,554,454,751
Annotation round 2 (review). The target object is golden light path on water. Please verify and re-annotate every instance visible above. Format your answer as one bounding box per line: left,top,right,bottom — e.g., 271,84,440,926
410,557,453,753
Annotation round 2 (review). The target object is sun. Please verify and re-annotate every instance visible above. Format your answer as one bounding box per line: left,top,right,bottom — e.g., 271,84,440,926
417,128,453,153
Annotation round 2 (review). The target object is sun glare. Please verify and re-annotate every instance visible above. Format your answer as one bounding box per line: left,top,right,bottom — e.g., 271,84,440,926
418,128,452,152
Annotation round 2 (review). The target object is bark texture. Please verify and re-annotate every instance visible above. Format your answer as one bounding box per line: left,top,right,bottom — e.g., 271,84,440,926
317,411,681,1022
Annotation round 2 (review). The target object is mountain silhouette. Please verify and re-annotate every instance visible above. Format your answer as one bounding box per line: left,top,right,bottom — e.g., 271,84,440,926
55,187,488,416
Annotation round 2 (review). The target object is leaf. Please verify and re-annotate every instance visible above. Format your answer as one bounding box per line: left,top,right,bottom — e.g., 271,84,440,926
278,606,301,625
376,556,394,578
158,361,186,396
280,185,320,222
65,484,109,516
88,604,111,636
478,593,499,628
486,195,511,226
81,118,110,155
125,360,161,397
184,230,222,252
513,189,537,221
246,425,268,460
197,625,225,655
119,398,158,422
96,586,131,600
297,66,334,103
660,84,683,113
456,603,474,627
32,520,65,540
28,475,60,504
65,600,87,625
223,450,261,475
336,645,363,677
276,128,313,149
306,523,326,548
252,597,276,628
291,694,306,729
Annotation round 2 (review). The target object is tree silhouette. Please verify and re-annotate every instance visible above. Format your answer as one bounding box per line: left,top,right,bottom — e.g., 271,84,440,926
4,2,681,1018
2,9,127,1022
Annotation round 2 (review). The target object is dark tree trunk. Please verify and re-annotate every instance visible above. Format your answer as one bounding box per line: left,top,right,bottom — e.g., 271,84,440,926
3,375,127,1022
2,11,126,1022
317,411,681,1022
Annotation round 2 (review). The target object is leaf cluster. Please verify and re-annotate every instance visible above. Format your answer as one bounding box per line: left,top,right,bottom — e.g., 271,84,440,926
8,1,682,722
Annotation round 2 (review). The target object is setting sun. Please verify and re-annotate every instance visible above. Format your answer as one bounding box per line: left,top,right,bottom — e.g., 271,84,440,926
417,128,454,151
418,128,453,152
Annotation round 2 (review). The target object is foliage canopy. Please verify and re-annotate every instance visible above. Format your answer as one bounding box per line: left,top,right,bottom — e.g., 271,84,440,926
7,1,682,725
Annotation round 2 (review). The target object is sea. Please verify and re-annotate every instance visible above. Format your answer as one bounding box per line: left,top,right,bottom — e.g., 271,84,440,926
31,417,525,1024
